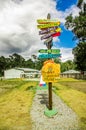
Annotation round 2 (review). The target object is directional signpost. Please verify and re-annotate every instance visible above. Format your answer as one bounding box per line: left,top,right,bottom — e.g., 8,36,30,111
37,13,61,117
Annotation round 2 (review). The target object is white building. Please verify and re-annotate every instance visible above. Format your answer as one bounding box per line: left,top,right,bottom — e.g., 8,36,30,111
4,68,40,79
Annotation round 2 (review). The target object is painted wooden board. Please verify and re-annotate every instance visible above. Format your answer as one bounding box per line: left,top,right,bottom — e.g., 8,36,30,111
44,37,52,44
37,19,60,24
37,22,60,29
52,32,61,37
38,54,61,59
41,60,60,82
39,27,61,35
38,49,60,54
41,32,61,40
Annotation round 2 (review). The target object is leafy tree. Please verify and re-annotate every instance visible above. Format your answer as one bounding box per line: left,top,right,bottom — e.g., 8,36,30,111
73,42,86,71
0,56,6,76
65,6,86,42
25,58,35,68
77,0,83,8
9,53,25,68
61,60,75,72
65,0,86,71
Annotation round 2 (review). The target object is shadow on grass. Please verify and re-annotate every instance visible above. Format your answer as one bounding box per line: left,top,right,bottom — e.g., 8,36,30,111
26,86,36,91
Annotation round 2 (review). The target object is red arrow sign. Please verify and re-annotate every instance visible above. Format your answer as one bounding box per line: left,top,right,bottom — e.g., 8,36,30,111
52,32,61,37
41,31,60,40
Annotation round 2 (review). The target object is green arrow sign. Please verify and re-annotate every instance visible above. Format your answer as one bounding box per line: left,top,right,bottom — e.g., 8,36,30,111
38,49,60,54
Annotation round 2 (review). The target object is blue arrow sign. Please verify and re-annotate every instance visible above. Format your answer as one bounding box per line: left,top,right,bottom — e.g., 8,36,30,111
38,54,61,59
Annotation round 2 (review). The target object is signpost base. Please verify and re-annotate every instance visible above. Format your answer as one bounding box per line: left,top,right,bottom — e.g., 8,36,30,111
44,108,58,117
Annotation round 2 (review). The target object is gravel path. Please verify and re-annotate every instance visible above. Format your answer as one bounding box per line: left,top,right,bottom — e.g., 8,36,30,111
30,90,79,130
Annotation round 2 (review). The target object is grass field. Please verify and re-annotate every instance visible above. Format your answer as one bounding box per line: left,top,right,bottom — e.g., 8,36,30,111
0,78,86,130
53,78,86,130
0,79,38,130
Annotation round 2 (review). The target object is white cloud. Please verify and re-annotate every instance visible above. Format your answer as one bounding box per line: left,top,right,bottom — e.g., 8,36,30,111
51,4,80,24
0,0,53,57
0,0,79,61
60,48,74,62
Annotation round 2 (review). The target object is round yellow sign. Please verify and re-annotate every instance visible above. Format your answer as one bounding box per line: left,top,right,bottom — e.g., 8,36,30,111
41,60,60,82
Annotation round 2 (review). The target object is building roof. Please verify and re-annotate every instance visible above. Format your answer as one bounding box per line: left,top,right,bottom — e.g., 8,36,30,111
62,70,80,74
15,68,39,72
5,68,39,72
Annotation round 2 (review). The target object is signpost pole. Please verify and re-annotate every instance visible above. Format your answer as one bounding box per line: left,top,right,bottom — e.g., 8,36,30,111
47,13,52,110
37,13,60,117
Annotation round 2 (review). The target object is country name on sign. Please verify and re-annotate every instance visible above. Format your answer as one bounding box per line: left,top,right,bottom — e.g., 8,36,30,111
39,27,61,35
42,77,59,82
41,32,55,40
42,74,60,82
37,19,59,24
41,33,51,40
37,22,60,29
38,54,61,59
39,27,57,35
41,31,61,40
38,49,60,54
48,49,60,53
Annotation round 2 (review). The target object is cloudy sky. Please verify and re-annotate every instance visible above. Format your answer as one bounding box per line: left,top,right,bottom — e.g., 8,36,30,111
0,0,82,61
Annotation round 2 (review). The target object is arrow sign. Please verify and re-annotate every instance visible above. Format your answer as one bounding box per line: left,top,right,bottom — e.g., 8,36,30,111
37,22,60,29
37,19,60,24
39,27,60,35
38,54,61,59
39,27,61,35
38,49,60,54
41,31,61,40
41,33,51,40
52,32,61,37
44,37,52,44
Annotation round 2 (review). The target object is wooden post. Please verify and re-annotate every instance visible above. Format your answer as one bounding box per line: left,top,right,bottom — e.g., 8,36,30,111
47,13,52,110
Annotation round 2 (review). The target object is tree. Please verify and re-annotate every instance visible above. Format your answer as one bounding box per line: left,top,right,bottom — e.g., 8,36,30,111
61,60,75,72
9,53,25,68
77,0,83,8
73,42,86,71
0,56,6,76
65,0,86,71
25,59,35,68
65,6,86,42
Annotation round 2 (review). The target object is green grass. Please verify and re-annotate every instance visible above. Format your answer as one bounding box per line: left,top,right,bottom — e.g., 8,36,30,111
59,78,86,93
53,78,86,130
1,78,86,129
0,79,27,95
0,79,38,130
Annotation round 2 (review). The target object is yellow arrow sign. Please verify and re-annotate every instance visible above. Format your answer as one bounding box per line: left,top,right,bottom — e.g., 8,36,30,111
37,19,59,24
37,22,60,29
